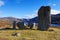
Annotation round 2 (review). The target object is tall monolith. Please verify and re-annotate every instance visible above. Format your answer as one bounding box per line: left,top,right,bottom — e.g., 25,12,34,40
13,21,16,29
38,6,51,30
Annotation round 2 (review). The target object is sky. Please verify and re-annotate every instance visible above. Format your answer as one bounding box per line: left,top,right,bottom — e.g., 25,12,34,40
0,0,60,19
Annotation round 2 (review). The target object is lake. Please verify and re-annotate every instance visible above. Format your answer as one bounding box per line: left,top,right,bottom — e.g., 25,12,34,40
24,22,60,26
50,24,60,26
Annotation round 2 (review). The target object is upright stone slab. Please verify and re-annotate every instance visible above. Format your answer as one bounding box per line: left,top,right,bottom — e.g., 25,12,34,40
28,22,33,29
13,21,16,29
33,23,36,29
38,6,51,30
17,22,24,29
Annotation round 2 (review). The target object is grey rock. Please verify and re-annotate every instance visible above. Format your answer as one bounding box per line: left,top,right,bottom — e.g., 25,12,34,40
12,32,20,37
38,6,51,30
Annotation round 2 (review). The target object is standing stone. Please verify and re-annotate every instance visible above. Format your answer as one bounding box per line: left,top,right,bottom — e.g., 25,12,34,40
13,21,16,29
28,22,33,29
38,6,51,30
17,22,24,29
33,23,36,29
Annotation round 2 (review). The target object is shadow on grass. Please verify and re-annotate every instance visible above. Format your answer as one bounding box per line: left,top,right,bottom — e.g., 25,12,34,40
0,27,36,30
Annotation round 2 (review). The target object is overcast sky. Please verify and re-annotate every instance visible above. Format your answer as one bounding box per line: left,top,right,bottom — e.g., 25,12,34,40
0,0,60,19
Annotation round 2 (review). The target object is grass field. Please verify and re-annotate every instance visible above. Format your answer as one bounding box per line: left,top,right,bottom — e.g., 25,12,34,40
0,27,60,40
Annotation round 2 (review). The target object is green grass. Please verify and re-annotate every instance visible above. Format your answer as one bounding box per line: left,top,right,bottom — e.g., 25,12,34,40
0,28,60,40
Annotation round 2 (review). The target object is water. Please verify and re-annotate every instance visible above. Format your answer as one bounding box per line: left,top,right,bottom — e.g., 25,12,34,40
24,22,60,26
50,24,60,26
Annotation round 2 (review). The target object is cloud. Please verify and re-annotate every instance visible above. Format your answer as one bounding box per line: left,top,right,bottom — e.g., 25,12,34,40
23,9,60,19
53,4,56,6
51,9,60,14
23,10,38,19
24,13,37,19
48,3,56,6
34,9,60,15
0,0,5,7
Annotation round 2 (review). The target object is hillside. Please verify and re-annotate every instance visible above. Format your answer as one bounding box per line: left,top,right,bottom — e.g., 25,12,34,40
0,14,60,28
0,17,29,29
30,14,60,24
0,17,21,28
0,19,11,28
0,17,23,23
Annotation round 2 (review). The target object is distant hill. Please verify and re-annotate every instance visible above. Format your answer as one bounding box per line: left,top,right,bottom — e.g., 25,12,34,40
0,17,24,24
0,13,60,28
29,17,38,23
51,14,60,24
29,13,60,24
0,19,11,28
0,17,29,28
0,17,26,28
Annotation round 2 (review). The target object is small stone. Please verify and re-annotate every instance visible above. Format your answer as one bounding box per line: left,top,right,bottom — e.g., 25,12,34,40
12,32,21,37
